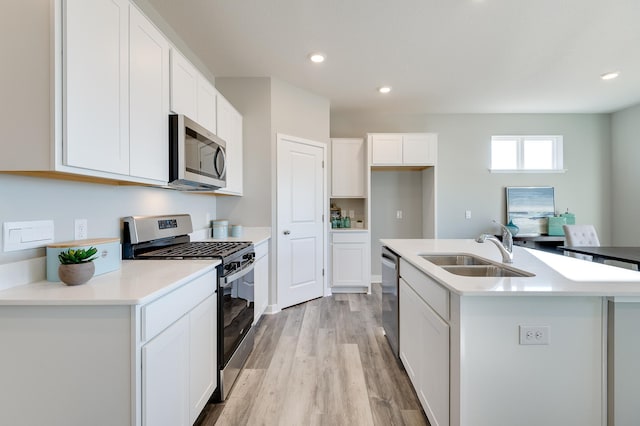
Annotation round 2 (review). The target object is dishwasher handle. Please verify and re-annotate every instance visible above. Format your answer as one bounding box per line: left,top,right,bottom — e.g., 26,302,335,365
381,254,398,271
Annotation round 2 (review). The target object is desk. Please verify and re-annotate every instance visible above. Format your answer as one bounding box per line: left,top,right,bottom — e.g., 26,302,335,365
502,235,565,253
559,246,640,269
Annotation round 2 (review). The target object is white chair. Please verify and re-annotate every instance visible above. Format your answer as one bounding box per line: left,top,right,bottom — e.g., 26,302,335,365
563,224,599,261
563,224,600,247
563,224,638,270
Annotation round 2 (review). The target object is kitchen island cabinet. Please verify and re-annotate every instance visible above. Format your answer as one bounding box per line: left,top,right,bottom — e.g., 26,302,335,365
384,238,640,426
0,260,218,426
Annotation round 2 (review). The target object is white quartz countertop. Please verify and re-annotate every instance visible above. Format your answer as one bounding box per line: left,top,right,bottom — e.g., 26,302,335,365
0,259,218,306
381,239,640,296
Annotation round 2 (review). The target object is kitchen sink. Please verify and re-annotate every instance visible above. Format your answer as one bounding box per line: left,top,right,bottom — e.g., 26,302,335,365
420,254,491,266
420,253,535,277
441,265,535,277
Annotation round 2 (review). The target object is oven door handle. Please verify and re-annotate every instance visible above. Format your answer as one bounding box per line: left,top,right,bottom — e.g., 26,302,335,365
220,259,255,287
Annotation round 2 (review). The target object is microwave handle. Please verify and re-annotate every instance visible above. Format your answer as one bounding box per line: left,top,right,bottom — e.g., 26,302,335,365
214,146,227,179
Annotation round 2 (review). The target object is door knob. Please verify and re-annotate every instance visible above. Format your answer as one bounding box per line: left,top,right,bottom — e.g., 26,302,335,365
283,230,291,235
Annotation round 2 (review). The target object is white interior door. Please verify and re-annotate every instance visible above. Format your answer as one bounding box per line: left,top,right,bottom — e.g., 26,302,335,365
277,134,326,310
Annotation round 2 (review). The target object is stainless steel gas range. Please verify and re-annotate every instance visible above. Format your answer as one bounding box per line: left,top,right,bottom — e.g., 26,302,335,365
122,214,255,401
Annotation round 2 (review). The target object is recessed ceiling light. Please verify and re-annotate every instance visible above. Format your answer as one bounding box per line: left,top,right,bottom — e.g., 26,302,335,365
378,86,392,94
309,53,326,63
601,71,620,81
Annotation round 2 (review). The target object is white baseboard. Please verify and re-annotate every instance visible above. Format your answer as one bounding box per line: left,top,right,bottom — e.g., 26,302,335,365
371,274,382,284
264,304,280,315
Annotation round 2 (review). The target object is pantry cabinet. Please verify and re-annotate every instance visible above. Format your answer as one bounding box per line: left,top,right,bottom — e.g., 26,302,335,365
369,133,437,166
331,138,365,197
331,231,370,292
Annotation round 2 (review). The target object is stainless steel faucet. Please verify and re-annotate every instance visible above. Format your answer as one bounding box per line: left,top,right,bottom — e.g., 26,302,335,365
475,221,514,263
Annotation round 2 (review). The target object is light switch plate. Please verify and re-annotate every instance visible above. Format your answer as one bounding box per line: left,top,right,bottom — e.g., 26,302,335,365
3,220,55,252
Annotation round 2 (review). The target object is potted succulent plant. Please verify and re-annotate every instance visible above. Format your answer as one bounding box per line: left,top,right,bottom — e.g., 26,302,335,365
58,247,98,286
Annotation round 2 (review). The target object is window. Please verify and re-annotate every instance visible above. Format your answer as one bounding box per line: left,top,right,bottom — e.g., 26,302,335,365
490,135,564,172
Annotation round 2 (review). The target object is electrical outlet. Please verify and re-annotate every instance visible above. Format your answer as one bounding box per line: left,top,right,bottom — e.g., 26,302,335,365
519,325,550,345
465,210,471,219
396,210,403,219
74,219,88,240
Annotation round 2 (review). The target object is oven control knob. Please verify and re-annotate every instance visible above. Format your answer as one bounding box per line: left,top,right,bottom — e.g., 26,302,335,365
226,261,241,273
243,253,255,261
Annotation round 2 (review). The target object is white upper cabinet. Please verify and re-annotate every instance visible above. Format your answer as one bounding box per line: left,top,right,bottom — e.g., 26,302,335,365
370,134,403,165
169,49,198,120
170,49,217,135
331,138,365,197
370,133,437,166
215,94,243,195
197,77,217,134
129,5,169,182
64,0,130,175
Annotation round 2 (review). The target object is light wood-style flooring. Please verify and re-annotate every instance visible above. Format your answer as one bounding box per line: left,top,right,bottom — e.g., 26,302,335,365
195,284,429,426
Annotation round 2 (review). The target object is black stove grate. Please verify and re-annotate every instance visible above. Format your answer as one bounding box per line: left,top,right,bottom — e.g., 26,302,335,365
139,241,252,259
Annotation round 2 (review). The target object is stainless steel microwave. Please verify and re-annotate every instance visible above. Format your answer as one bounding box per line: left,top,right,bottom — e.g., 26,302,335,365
168,114,227,191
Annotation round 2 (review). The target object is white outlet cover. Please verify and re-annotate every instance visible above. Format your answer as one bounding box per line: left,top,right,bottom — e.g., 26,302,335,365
519,325,550,345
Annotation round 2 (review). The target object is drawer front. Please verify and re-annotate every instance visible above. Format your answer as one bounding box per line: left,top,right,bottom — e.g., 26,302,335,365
400,259,449,321
255,240,269,260
142,270,216,341
331,231,368,244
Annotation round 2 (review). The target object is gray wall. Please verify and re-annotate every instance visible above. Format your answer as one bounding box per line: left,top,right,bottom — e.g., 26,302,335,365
215,77,330,309
332,112,613,274
0,174,216,265
611,103,640,245
215,78,272,226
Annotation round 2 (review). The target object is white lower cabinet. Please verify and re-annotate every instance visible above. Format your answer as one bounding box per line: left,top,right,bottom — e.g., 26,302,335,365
254,240,270,324
142,315,190,426
141,271,217,426
331,231,370,292
400,277,450,426
188,295,217,423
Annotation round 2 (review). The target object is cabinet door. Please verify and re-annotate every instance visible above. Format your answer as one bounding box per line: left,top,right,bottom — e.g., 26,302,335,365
332,242,368,287
142,314,190,426
331,138,365,197
129,5,169,182
399,279,420,386
400,278,450,426
64,0,129,175
189,294,217,424
196,76,217,134
403,134,437,165
170,49,198,120
418,290,450,426
254,249,269,324
371,134,402,165
215,95,243,195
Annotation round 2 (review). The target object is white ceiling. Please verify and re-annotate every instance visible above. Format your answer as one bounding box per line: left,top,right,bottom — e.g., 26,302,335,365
146,0,640,114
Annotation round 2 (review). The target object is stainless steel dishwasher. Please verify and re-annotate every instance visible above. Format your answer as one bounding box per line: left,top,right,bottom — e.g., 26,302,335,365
381,246,400,358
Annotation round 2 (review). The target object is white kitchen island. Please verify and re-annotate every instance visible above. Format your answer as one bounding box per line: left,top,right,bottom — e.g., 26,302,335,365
382,238,640,426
